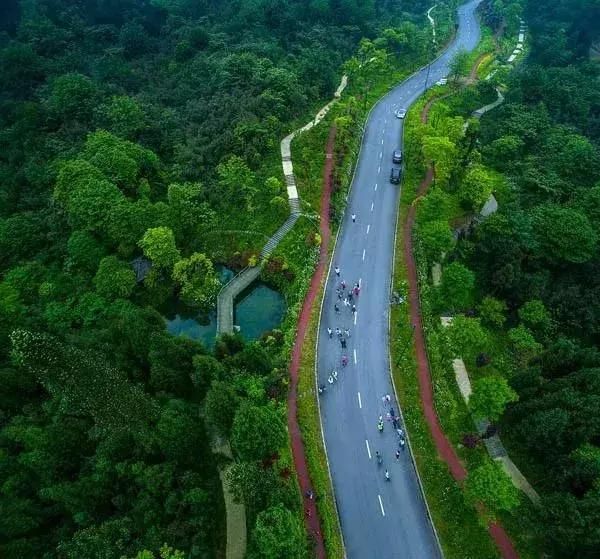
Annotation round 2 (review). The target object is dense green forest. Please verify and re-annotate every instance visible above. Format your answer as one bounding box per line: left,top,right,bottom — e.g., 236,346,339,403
0,0,441,557
478,1,600,555
413,0,600,556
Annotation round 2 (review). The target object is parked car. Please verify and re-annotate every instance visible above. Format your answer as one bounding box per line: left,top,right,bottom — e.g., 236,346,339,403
395,108,407,119
392,149,403,164
390,168,401,184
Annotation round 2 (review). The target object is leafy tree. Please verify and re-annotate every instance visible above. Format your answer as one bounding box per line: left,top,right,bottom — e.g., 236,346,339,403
47,73,96,122
94,256,136,300
446,315,489,362
464,462,520,520
439,262,475,311
54,160,126,233
130,545,185,559
540,490,600,558
148,333,197,396
469,375,518,421
231,402,286,461
478,296,507,329
67,231,107,273
417,187,453,223
167,182,214,241
518,299,551,332
204,380,240,437
98,95,146,139
508,325,543,365
172,253,221,310
449,48,470,81
139,227,180,270
83,130,159,193
422,136,458,187
249,504,307,559
532,205,597,264
568,444,600,494
215,155,257,209
459,164,502,211
419,220,454,263
227,461,280,514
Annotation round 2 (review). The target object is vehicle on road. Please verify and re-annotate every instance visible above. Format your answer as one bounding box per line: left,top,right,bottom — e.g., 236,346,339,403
390,168,401,184
435,77,448,86
395,108,407,119
392,149,402,164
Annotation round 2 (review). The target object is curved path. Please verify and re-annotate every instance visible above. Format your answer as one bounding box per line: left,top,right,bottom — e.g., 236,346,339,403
216,76,347,335
316,2,482,557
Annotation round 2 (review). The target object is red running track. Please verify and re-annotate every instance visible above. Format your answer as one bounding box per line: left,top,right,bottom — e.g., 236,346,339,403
404,100,519,559
288,126,337,559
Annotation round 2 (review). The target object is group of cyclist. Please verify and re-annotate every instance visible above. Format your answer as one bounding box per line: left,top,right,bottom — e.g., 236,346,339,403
375,400,407,482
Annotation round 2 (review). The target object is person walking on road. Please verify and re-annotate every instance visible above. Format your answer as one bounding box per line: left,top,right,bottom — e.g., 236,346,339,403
332,369,338,381
351,213,356,223
336,327,342,338
341,355,348,367
351,304,356,315
344,328,350,338
334,303,340,314
327,327,333,339
340,338,347,349
335,265,340,277
395,449,401,461
341,279,346,290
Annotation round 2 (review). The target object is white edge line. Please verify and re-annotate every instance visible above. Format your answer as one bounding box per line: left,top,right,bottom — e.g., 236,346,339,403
378,494,385,516
365,439,371,459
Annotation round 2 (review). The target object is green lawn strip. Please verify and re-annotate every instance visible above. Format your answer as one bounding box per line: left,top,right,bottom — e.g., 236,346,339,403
297,268,345,559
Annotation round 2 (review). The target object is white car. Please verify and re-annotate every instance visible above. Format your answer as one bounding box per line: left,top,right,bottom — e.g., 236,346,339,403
395,108,407,119
435,77,448,86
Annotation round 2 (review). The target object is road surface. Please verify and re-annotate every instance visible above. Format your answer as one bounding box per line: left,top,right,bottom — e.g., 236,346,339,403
317,2,482,557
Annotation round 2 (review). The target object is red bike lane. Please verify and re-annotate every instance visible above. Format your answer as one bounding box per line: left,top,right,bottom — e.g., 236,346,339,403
287,126,337,559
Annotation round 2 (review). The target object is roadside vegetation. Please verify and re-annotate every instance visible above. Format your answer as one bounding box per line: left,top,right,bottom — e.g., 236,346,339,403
0,0,465,557
393,0,600,557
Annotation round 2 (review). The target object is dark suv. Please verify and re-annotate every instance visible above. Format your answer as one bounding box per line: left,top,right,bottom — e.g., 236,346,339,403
392,149,402,164
390,168,401,184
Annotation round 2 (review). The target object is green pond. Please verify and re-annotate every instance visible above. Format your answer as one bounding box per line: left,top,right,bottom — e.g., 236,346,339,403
164,267,286,348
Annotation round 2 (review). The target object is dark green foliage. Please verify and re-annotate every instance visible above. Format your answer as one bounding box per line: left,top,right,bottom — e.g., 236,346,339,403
418,0,600,554
0,0,440,556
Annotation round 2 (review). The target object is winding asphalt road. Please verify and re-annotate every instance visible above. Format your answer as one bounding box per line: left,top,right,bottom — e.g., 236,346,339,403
317,2,482,557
